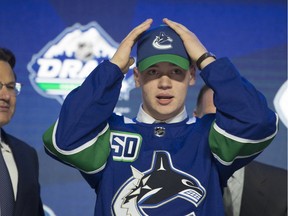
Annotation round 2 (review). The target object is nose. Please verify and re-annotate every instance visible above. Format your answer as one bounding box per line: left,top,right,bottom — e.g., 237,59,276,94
158,75,172,90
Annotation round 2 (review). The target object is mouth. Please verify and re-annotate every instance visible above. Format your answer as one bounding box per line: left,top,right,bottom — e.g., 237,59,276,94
0,105,9,112
156,94,174,105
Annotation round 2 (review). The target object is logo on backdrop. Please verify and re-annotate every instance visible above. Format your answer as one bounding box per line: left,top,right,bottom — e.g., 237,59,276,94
43,204,56,216
274,80,288,128
27,22,135,109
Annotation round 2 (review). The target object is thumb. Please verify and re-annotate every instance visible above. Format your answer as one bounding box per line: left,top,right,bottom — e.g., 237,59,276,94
128,57,135,67
122,57,135,74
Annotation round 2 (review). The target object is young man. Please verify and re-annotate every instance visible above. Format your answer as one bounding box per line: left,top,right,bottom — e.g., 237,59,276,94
194,85,287,216
0,48,44,216
43,18,278,215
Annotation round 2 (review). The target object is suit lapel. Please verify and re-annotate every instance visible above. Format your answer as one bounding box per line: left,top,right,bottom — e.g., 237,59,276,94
2,130,27,214
240,162,268,216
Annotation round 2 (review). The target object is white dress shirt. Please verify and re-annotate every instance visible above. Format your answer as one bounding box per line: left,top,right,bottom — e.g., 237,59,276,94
224,167,245,216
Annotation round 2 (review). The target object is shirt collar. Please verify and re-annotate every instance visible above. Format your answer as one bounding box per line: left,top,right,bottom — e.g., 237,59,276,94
136,104,188,124
0,130,11,153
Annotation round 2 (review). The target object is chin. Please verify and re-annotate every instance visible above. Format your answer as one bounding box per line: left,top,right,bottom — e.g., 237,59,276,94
154,111,175,121
0,118,11,127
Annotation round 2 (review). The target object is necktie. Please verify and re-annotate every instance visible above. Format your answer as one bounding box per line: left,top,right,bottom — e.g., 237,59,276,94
0,146,15,216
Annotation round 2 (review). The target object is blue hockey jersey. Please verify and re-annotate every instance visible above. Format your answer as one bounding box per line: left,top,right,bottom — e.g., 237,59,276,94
43,58,278,216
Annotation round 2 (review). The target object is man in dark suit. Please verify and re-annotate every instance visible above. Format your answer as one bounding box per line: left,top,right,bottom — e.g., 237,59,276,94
240,161,287,216
0,48,44,215
194,84,287,216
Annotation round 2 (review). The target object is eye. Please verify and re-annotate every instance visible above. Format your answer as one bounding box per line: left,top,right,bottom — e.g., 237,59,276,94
182,179,195,187
6,84,16,90
171,68,184,75
147,69,158,76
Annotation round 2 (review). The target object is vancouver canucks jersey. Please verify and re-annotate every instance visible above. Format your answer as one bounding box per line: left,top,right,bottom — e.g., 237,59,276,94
43,58,278,216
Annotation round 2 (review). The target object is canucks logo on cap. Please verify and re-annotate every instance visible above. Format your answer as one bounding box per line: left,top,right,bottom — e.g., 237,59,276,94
152,32,173,50
137,25,190,72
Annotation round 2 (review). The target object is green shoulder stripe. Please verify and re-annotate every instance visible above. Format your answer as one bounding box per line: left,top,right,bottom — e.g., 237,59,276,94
43,122,111,173
209,122,275,164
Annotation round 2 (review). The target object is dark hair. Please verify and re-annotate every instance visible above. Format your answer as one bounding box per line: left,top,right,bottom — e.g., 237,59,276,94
0,47,17,79
0,48,16,69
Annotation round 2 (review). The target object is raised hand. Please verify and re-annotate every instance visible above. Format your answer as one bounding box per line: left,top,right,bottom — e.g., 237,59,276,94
110,19,153,74
163,18,215,69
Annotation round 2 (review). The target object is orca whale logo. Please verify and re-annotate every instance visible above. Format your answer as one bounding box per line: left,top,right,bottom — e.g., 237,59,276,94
112,151,206,215
152,32,173,50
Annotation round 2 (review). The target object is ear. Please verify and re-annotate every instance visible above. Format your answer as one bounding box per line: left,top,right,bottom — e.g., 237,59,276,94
133,67,141,88
188,66,196,86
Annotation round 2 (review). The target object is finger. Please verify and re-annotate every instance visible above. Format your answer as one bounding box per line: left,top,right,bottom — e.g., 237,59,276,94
163,18,189,33
111,19,152,72
124,18,153,47
114,19,153,59
162,18,193,44
163,18,207,62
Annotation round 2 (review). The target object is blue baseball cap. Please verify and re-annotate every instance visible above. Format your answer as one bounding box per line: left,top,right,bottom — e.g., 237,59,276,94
136,25,191,72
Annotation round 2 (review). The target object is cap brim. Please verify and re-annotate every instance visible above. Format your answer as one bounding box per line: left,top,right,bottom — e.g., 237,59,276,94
138,54,190,72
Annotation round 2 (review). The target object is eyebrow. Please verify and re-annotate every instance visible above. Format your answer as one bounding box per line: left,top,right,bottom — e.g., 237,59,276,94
0,81,16,84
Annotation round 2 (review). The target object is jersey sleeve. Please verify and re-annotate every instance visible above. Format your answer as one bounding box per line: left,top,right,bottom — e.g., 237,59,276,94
43,60,124,173
201,58,278,180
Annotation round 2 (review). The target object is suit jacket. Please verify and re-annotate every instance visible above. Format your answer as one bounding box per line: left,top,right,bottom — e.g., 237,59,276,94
240,161,287,216
2,129,44,216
